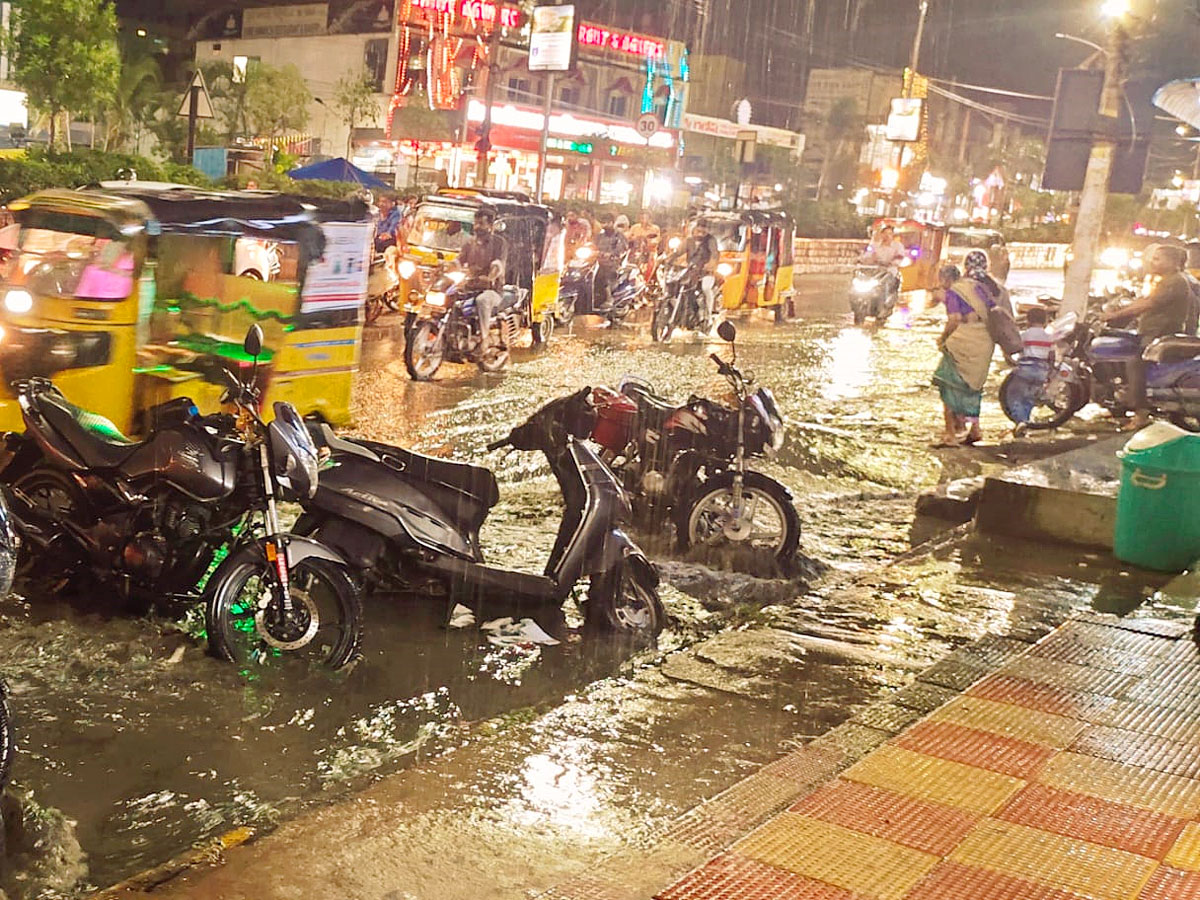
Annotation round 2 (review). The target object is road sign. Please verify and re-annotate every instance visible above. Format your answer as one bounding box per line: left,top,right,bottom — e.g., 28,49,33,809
177,70,215,120
635,113,659,140
735,129,757,165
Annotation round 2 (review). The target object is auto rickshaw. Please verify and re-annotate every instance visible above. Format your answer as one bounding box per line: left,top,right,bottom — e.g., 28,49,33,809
0,187,372,435
871,218,949,293
692,210,795,321
398,188,562,343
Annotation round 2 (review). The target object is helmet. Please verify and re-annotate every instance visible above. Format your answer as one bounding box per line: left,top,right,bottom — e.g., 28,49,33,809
964,250,989,278
614,214,630,229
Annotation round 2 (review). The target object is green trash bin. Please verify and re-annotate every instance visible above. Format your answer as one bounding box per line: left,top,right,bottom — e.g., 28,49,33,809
1115,422,1200,571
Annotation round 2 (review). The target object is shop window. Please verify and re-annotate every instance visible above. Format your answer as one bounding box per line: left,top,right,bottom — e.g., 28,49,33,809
507,77,532,102
364,38,388,92
607,94,629,119
558,86,580,108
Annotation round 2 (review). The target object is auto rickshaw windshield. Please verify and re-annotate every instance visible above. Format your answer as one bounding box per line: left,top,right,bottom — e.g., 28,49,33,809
700,219,745,252
14,209,135,300
409,205,476,254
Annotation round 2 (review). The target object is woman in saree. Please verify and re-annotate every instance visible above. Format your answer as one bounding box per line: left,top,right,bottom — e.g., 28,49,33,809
932,252,997,447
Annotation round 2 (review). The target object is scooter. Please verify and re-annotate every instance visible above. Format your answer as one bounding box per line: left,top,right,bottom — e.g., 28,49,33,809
558,247,647,327
300,389,666,635
365,253,401,326
848,265,897,326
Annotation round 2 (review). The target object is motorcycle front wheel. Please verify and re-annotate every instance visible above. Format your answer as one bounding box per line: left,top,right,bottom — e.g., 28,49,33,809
531,314,554,346
679,471,801,565
585,559,666,636
404,318,444,381
206,555,362,671
651,297,678,343
998,370,1083,430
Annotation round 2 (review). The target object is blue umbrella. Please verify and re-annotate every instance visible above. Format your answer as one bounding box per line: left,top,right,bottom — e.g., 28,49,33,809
288,157,391,190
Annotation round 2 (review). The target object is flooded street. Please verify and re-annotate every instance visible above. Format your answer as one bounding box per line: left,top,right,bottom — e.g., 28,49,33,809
0,270,1183,899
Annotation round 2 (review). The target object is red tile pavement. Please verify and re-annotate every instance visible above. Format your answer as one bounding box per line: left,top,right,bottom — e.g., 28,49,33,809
994,782,1187,860
655,853,869,900
894,719,1054,779
966,674,1118,719
790,779,979,857
1137,866,1200,900
903,860,1093,900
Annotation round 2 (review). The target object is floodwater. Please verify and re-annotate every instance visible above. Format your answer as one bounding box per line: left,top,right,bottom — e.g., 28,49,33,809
0,271,1183,898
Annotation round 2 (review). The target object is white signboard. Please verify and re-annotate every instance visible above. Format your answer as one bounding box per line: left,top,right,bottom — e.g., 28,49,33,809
243,4,329,39
301,222,373,313
681,113,804,154
885,98,923,143
529,4,576,72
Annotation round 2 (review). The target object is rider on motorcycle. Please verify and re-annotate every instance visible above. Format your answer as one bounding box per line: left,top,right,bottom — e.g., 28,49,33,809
665,219,720,332
594,211,629,313
456,207,508,354
860,225,906,307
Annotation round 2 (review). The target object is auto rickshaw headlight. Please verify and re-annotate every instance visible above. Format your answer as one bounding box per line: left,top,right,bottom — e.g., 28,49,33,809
899,256,913,268
716,262,734,278
398,259,417,280
1100,247,1129,269
4,290,32,314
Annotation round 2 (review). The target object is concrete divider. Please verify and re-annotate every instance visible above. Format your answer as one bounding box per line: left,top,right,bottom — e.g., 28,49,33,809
791,238,1069,276
1009,242,1069,270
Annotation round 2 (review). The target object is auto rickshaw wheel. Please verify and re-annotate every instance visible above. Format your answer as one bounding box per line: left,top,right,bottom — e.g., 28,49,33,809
531,315,554,346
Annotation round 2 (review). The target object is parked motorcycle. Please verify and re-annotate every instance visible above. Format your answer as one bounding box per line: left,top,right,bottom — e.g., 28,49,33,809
300,388,666,635
558,247,647,327
365,253,402,326
848,265,897,326
404,269,525,380
590,322,800,567
0,326,363,670
650,259,728,344
999,311,1200,432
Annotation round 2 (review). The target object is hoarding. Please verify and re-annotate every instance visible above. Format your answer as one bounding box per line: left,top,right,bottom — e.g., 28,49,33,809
327,0,396,34
529,4,576,72
885,98,923,143
242,4,329,38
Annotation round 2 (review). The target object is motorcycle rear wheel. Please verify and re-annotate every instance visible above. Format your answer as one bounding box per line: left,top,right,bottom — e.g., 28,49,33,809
404,319,444,381
10,466,87,579
585,560,665,636
531,314,554,346
998,371,1083,430
206,555,362,671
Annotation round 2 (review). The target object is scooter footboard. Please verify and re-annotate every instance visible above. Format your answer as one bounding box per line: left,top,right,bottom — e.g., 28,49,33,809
585,528,659,587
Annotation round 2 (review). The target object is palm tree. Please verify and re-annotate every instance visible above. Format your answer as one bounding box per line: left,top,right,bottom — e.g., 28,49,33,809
104,50,162,152
816,97,863,200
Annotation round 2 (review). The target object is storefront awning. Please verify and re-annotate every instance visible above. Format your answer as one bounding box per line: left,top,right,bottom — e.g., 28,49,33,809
1154,78,1200,129
466,99,676,150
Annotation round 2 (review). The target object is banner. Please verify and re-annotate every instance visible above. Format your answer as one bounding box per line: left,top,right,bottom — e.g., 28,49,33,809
327,0,396,33
529,4,576,72
242,4,329,38
196,8,243,39
301,222,374,313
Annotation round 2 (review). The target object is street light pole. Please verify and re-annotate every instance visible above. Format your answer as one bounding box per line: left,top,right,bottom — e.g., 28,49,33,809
1061,11,1128,318
910,0,930,77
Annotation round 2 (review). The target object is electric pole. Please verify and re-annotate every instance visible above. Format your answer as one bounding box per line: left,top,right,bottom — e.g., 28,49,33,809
1061,11,1129,318
911,0,929,77
474,20,504,185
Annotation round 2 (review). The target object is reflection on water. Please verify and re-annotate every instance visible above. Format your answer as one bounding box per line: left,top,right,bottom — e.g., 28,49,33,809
820,329,875,402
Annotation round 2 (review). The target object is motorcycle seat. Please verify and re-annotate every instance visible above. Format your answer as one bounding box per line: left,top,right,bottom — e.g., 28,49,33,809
354,439,500,514
37,391,140,468
619,379,676,413
1144,334,1200,364
497,286,524,313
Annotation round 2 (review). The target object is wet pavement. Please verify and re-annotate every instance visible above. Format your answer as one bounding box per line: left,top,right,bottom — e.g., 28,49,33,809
0,270,1187,899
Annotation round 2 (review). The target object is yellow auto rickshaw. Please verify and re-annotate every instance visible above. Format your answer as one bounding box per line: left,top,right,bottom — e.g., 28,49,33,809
398,188,562,343
871,217,949,293
693,210,796,321
0,187,371,435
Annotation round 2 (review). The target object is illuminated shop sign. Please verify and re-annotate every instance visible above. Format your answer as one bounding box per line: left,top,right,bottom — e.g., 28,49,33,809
412,0,521,28
547,138,593,154
466,99,675,149
576,23,665,58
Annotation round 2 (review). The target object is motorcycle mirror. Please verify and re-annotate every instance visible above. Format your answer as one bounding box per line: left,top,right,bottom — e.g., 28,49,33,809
243,324,264,359
717,321,737,344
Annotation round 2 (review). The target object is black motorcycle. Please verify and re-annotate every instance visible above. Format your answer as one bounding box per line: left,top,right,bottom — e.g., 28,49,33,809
558,247,647,328
651,261,713,344
848,265,898,326
404,270,525,380
590,322,800,568
300,389,666,635
0,326,363,670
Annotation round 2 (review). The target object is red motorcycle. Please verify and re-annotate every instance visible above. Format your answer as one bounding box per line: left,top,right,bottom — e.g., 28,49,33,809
587,322,799,568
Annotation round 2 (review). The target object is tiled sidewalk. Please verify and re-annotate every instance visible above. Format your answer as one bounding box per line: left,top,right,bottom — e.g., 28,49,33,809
656,615,1200,900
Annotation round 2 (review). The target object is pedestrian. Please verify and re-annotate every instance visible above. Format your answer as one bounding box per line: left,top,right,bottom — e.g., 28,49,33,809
1006,306,1055,430
1101,243,1192,430
931,255,996,447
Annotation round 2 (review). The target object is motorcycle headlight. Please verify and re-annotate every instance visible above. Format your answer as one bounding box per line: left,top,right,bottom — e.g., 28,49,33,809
398,259,417,280
575,246,595,261
1100,247,1129,269
447,271,466,285
668,237,682,251
852,277,875,293
716,262,734,278
426,291,447,307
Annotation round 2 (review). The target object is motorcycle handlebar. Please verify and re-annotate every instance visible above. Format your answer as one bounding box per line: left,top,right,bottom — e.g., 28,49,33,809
486,437,510,452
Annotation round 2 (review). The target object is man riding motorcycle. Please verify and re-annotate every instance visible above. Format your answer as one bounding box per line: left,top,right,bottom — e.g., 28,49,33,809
665,219,720,333
455,207,508,353
860,225,906,307
594,211,630,314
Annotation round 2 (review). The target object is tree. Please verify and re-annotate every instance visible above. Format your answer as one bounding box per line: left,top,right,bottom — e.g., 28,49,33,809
332,71,380,158
104,47,162,152
5,0,120,150
245,62,312,165
815,97,863,201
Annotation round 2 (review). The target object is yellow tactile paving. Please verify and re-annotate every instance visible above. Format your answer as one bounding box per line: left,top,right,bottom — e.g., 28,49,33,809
951,819,1157,900
1166,822,1200,871
735,813,939,900
1005,655,1140,697
841,745,1025,815
928,696,1087,749
1040,753,1200,819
